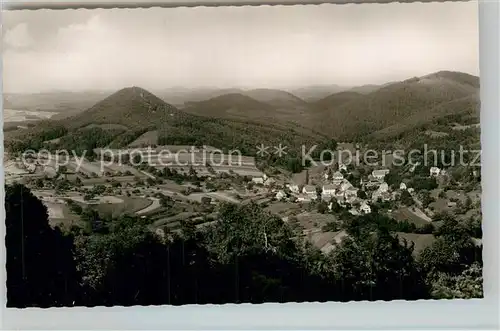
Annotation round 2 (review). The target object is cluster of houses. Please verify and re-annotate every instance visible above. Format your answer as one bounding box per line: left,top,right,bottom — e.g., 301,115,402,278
275,165,421,215
252,162,450,216
251,174,276,187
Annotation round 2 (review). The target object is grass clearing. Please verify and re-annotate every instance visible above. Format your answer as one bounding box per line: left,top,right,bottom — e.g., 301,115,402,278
392,207,431,226
88,196,153,218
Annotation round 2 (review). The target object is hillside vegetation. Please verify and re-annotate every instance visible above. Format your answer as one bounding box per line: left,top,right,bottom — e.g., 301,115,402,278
5,87,327,159
4,71,480,155
311,71,479,140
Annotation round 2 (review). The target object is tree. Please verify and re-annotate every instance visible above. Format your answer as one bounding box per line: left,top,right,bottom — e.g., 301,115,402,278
420,190,434,208
357,189,367,200
35,178,44,188
419,214,481,281
400,190,414,206
429,262,483,299
384,171,402,190
5,184,80,307
201,196,212,205
317,201,328,214
159,195,174,208
330,228,428,300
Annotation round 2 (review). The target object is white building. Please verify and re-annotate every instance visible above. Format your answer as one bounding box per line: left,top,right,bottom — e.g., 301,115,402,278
338,163,348,172
322,184,336,197
332,171,344,181
360,202,371,214
275,190,286,201
372,169,390,180
302,185,318,200
252,177,264,184
430,167,441,177
378,182,389,193
399,182,407,190
345,185,359,198
286,184,300,194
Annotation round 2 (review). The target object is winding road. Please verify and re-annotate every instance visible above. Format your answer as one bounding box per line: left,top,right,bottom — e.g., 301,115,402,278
136,197,161,215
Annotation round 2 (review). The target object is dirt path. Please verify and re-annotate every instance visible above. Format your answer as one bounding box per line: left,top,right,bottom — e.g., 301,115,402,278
140,170,156,180
136,198,161,215
207,191,240,204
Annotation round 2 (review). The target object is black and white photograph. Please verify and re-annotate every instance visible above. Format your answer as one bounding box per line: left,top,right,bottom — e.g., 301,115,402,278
3,1,483,309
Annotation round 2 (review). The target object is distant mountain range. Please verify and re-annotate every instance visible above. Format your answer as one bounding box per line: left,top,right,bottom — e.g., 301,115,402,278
4,70,480,153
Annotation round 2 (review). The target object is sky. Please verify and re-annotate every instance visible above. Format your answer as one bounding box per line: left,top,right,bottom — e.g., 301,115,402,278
2,1,479,93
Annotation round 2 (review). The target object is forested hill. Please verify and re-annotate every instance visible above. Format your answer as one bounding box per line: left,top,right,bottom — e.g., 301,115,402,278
4,86,327,157
310,71,479,141
4,71,480,153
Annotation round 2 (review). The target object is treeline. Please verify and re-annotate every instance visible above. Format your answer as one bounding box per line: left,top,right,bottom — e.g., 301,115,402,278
5,122,68,152
5,184,482,307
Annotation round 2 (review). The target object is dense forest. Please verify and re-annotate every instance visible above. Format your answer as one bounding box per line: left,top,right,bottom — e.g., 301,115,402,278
6,184,482,307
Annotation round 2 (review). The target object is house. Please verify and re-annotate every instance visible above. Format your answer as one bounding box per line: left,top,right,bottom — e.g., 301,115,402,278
297,194,311,202
338,163,348,172
322,184,336,197
430,167,441,177
345,185,359,198
378,182,389,193
286,183,300,194
332,171,344,181
360,202,371,214
407,188,415,194
275,190,286,201
252,177,264,184
372,169,390,180
399,182,407,190
302,185,318,199
372,190,392,202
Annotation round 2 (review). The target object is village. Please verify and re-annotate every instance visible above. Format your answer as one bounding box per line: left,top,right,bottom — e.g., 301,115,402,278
4,143,481,255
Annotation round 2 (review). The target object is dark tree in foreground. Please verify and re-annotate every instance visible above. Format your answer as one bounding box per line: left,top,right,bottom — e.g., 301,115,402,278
5,185,481,306
5,184,80,307
330,224,429,301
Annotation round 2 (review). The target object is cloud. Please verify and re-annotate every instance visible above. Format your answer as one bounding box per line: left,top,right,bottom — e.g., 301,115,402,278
2,2,479,93
4,23,34,48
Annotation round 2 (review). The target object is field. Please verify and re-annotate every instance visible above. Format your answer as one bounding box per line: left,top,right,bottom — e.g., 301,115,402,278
264,202,302,215
392,207,431,226
45,202,82,227
86,196,153,218
296,211,339,231
4,108,58,123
